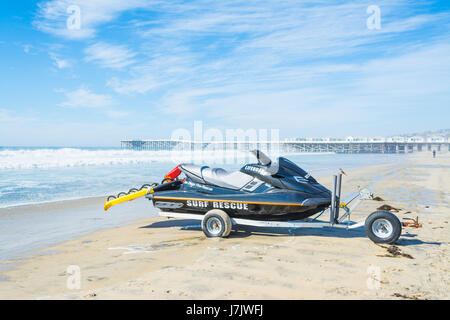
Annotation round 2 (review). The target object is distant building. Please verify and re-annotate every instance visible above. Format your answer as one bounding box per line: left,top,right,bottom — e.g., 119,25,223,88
427,136,446,143
386,136,406,143
407,136,425,143
369,137,386,143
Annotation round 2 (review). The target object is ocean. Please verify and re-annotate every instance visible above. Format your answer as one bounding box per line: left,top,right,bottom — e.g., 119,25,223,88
0,147,406,209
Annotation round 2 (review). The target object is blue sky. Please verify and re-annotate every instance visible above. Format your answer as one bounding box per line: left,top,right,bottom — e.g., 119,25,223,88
0,0,449,146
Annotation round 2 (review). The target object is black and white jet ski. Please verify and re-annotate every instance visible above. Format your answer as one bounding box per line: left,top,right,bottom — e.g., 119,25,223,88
145,150,331,221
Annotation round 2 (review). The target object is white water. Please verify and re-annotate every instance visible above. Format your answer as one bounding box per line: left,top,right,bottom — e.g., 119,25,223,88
0,148,252,170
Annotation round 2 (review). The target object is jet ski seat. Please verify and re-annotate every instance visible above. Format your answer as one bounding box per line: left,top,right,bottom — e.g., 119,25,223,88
180,164,253,190
179,164,208,184
201,167,253,190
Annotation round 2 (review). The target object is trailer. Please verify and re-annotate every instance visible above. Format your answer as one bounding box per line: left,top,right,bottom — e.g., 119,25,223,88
155,174,402,244
104,149,402,244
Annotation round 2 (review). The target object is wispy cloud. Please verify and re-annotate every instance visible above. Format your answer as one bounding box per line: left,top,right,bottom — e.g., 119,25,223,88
107,74,162,94
49,52,71,69
0,109,35,123
186,41,450,135
116,0,450,128
34,0,154,39
84,42,136,69
58,88,115,108
106,52,196,94
110,1,448,99
32,0,450,139
104,109,129,119
22,44,33,54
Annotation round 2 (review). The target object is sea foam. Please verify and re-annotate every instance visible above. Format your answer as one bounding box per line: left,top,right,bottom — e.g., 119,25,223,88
0,148,250,170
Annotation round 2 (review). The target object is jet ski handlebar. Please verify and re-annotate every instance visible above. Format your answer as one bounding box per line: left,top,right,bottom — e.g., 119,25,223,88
250,149,272,166
250,149,280,175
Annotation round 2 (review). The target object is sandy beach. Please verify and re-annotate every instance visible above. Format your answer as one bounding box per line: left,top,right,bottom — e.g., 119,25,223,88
0,153,448,300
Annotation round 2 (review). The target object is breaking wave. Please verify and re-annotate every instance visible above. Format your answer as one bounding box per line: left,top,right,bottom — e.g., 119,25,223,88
0,148,250,170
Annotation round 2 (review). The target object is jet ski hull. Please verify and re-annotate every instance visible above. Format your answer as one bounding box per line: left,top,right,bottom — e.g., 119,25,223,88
149,189,330,221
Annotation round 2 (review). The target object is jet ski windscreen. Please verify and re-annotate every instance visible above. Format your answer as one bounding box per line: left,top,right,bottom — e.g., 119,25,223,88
276,157,317,183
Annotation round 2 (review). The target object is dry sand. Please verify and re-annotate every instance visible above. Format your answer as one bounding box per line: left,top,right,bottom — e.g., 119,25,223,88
0,153,448,300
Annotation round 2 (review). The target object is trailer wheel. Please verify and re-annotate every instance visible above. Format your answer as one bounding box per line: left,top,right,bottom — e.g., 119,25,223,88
202,210,232,238
365,211,402,244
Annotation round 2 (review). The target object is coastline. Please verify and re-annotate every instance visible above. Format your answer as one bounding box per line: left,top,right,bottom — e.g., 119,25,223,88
0,153,448,299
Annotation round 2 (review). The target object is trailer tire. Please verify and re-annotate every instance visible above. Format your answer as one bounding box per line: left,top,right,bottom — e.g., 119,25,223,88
202,210,232,238
365,210,402,244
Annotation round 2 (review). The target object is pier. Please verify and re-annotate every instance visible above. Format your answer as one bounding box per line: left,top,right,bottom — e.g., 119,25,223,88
121,137,450,154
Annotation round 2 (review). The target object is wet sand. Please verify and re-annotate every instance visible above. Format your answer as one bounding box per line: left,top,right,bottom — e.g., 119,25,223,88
0,153,448,299
0,195,156,262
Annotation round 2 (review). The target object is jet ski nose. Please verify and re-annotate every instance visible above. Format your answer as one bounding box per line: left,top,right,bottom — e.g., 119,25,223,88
306,183,331,197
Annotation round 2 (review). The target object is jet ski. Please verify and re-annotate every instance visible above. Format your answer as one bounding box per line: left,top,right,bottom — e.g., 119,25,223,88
145,150,331,221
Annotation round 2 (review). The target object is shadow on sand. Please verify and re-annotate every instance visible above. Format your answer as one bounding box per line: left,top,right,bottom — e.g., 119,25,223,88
141,219,441,246
141,219,365,239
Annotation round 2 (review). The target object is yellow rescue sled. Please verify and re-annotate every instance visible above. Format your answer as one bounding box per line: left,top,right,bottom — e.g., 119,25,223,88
104,188,153,211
